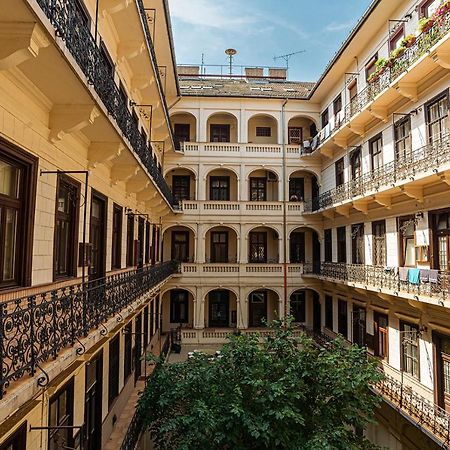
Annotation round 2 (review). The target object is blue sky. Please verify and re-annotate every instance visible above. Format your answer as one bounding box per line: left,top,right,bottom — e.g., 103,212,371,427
168,0,373,82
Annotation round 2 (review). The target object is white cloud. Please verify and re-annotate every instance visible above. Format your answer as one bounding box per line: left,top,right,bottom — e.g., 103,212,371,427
324,19,355,32
168,0,256,30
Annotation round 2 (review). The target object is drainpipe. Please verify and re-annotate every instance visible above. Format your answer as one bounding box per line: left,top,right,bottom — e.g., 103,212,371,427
281,99,288,321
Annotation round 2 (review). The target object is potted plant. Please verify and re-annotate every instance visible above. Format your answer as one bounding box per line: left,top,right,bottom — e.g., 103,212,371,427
419,16,435,33
400,34,416,48
390,46,406,60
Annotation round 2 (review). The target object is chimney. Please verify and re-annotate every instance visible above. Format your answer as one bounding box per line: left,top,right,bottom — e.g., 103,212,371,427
245,67,264,79
268,68,287,80
177,65,200,76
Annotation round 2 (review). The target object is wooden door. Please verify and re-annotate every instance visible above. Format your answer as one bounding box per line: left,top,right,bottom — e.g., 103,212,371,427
90,194,106,279
435,334,450,412
84,352,103,450
249,291,267,327
209,290,229,327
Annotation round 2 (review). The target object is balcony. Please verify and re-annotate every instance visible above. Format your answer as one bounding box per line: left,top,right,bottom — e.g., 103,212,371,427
179,142,316,158
0,261,179,398
304,327,450,448
179,262,315,277
305,134,450,214
310,262,450,305
34,0,178,207
318,12,450,157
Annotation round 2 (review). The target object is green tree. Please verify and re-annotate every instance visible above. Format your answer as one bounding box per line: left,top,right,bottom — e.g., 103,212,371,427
138,319,382,450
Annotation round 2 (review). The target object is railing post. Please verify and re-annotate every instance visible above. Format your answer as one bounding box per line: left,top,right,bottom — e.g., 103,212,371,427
29,295,37,376
0,302,5,399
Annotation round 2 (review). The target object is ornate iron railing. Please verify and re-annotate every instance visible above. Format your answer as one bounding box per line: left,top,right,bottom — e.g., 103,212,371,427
317,262,450,302
302,327,450,446
342,12,450,127
120,409,144,450
0,261,179,398
305,133,450,212
34,0,178,207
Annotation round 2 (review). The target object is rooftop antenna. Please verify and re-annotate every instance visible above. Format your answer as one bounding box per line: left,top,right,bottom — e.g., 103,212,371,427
274,50,306,75
225,48,237,77
201,52,205,75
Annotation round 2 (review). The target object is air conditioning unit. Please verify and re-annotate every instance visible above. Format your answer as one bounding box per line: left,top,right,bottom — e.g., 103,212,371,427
267,171,277,182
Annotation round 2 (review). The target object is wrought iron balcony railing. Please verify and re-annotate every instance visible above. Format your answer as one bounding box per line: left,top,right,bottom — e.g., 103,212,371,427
317,262,450,303
305,133,450,212
0,261,179,398
302,326,450,447
336,12,450,138
120,409,143,450
35,0,178,207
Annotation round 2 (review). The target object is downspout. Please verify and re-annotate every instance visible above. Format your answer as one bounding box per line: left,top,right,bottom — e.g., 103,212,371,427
281,99,288,321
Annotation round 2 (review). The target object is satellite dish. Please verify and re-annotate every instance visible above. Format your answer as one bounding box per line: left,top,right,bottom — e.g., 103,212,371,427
225,48,237,56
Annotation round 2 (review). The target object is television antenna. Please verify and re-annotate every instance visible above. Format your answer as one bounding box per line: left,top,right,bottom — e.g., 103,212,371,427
273,50,306,71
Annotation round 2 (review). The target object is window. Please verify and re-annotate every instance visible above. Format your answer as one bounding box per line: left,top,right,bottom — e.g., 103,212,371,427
370,134,383,171
126,215,134,267
48,380,74,450
337,226,347,263
352,305,366,347
211,231,228,263
174,123,190,150
290,232,305,263
321,109,329,127
171,231,190,262
256,127,271,137
170,290,189,323
0,424,26,450
288,127,302,145
325,295,333,329
290,291,306,322
54,175,79,279
0,144,36,289
333,94,342,115
374,312,389,359
427,92,449,144
324,229,332,262
420,0,440,18
400,322,419,378
351,224,365,264
210,176,230,201
335,157,345,187
210,124,230,142
124,323,132,380
399,216,415,267
250,177,266,201
365,54,378,81
432,210,450,271
112,204,122,269
394,116,411,161
338,299,348,338
372,220,386,266
289,178,304,201
389,26,404,51
249,232,267,263
108,335,120,408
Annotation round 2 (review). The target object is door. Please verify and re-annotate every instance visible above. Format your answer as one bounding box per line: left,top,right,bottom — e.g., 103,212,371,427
84,352,103,450
137,218,144,268
350,148,362,196
290,232,305,263
174,123,190,150
435,334,450,412
352,306,366,347
374,312,389,359
313,232,321,274
210,124,230,142
210,176,230,201
211,231,228,263
249,291,267,327
134,314,142,382
172,175,190,202
352,224,365,264
90,194,106,279
432,211,450,272
312,292,321,332
372,220,386,266
249,232,267,263
209,290,229,327
249,177,267,201
171,231,189,262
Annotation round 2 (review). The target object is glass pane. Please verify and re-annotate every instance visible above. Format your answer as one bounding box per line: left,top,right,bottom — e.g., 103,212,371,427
444,360,450,394
58,185,70,213
404,238,415,266
59,391,67,418
3,208,18,281
0,160,20,198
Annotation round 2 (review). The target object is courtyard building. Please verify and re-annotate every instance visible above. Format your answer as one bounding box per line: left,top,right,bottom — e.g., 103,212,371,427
2,0,450,449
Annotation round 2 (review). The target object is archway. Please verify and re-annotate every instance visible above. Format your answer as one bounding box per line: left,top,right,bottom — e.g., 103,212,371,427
248,289,279,327
205,289,238,328
206,112,238,143
247,113,278,144
161,288,194,332
205,225,238,263
206,168,238,201
162,225,195,262
247,168,279,201
170,112,197,149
